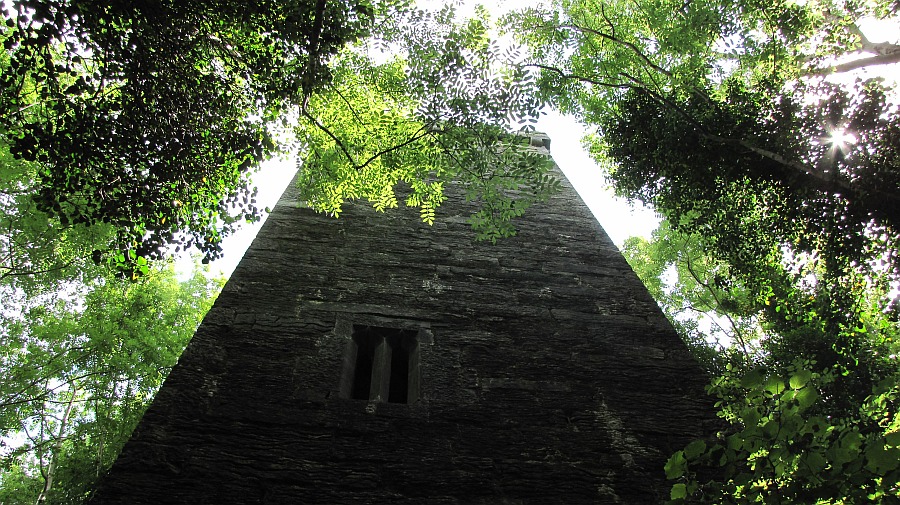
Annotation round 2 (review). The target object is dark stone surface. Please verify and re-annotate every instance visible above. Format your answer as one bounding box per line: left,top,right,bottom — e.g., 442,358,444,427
89,136,717,504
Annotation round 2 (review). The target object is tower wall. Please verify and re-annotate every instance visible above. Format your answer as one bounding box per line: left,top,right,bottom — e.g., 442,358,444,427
90,137,716,504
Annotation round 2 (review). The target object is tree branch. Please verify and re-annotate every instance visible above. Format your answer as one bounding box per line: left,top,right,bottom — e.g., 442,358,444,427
558,20,673,78
804,51,900,76
301,110,435,172
355,125,434,171
697,133,851,190
0,260,76,282
301,109,360,167
302,0,328,97
331,85,370,127
36,388,77,505
521,63,633,89
680,241,751,361
697,131,900,230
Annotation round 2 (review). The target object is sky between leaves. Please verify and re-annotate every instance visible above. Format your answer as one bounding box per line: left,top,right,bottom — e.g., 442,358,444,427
181,0,900,280
181,0,662,279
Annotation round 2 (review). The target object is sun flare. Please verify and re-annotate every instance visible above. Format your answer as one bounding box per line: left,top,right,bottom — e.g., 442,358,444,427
827,128,857,149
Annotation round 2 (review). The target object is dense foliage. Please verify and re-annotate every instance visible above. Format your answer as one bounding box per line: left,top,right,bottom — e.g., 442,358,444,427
0,0,380,271
626,220,900,503
622,221,758,370
1,0,556,274
0,264,221,504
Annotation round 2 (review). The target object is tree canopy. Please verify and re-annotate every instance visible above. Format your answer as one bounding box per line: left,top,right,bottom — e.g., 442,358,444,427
1,0,555,275
0,263,221,504
505,0,900,284
1,0,379,272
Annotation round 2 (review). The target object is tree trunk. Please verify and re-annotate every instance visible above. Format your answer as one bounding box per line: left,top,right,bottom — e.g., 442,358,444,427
35,388,77,505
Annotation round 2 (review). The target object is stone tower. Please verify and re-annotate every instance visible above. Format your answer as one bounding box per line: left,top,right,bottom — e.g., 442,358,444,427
90,134,714,504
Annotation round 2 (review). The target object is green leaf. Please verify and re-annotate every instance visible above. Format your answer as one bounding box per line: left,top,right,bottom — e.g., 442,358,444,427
789,370,812,389
684,439,707,460
741,408,761,427
741,369,765,389
795,386,818,409
764,377,786,395
664,451,687,479
803,451,827,474
670,483,687,500
866,442,900,474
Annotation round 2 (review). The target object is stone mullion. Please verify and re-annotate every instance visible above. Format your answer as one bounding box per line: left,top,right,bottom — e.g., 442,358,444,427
369,336,391,402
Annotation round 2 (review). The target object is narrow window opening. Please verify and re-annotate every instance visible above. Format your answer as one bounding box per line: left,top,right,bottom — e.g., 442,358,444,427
346,325,419,404
387,334,410,403
350,331,378,400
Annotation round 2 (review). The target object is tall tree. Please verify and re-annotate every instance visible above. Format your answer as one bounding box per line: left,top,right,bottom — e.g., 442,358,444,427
504,0,900,289
0,263,222,505
622,219,760,369
604,79,900,294
1,0,382,272
621,219,900,504
504,0,900,355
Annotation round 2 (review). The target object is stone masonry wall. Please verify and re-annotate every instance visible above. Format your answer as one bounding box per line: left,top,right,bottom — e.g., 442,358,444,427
90,135,717,504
